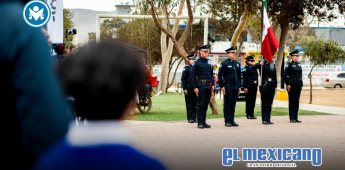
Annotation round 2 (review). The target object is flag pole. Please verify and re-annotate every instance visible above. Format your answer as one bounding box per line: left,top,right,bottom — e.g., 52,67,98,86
260,0,268,81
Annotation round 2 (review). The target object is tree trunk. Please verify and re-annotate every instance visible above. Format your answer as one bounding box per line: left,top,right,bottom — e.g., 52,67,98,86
275,22,289,88
160,35,174,93
230,5,249,47
167,58,183,90
308,64,317,104
158,3,180,94
209,95,219,114
160,53,170,93
148,0,191,61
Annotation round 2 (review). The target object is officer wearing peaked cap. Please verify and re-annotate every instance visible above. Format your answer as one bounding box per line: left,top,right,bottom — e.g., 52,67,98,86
191,45,214,129
260,57,277,125
218,46,241,127
243,55,261,119
284,49,303,123
181,52,197,123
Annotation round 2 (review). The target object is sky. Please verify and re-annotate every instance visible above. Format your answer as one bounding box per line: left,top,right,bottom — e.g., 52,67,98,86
63,0,132,11
63,0,344,28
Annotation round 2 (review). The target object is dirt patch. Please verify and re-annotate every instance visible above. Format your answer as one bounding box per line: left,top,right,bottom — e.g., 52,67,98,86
300,88,345,108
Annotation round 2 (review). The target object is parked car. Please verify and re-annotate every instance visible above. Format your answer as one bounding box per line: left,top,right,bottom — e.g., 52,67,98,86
320,71,345,88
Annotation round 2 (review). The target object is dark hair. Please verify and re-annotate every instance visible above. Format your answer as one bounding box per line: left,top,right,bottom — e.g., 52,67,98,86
68,45,75,51
59,40,146,120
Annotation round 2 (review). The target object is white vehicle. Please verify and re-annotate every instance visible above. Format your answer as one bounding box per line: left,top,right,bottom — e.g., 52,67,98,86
321,71,345,88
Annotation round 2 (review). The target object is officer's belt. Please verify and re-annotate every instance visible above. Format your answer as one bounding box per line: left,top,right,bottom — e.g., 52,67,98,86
199,79,211,85
290,76,302,80
248,80,258,84
262,78,274,82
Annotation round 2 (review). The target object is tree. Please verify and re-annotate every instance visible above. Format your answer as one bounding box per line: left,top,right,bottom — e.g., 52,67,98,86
116,19,161,66
147,0,193,94
268,0,345,85
200,0,259,45
88,32,96,43
198,0,258,114
100,18,126,40
63,9,74,47
301,38,345,104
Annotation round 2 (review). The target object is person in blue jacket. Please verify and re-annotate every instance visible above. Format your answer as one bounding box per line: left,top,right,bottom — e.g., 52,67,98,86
243,55,261,119
35,40,165,170
0,0,70,169
181,53,197,123
218,46,241,127
191,45,214,129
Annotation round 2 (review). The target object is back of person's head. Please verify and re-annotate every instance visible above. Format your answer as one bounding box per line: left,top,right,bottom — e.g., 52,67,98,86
59,40,146,120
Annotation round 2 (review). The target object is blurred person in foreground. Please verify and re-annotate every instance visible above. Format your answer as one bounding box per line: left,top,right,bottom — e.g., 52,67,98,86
34,40,165,170
0,0,71,169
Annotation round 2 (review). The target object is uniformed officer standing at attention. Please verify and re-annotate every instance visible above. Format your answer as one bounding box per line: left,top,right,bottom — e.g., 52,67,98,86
260,58,277,125
218,46,241,127
284,49,303,123
243,55,261,119
181,53,197,123
191,45,214,129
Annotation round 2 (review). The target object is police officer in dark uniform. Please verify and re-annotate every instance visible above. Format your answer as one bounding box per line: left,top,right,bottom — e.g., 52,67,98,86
218,46,241,127
181,53,197,123
191,45,214,129
284,49,303,123
260,58,277,125
243,55,261,119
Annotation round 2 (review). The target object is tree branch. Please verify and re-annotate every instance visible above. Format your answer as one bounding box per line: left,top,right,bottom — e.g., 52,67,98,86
148,0,178,45
177,0,193,46
167,58,184,90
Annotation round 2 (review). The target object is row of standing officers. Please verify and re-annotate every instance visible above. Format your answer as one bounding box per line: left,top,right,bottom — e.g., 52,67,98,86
181,45,303,129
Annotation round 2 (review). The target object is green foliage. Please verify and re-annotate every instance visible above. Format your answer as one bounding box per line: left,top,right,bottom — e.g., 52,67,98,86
199,0,259,40
269,0,345,30
88,32,96,43
301,38,345,65
246,14,261,44
100,18,126,40
132,93,328,121
115,19,161,65
63,9,74,47
112,19,204,66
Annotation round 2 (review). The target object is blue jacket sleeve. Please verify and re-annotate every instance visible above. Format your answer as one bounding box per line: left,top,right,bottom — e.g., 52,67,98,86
237,63,241,88
0,5,70,159
284,64,290,86
190,63,198,89
218,63,225,88
181,67,188,90
243,66,248,88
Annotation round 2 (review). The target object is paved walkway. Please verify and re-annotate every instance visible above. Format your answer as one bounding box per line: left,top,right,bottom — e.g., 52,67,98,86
214,95,345,115
270,100,345,115
125,115,345,170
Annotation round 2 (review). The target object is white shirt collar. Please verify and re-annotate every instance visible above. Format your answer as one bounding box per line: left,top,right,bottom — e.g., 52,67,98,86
67,120,131,146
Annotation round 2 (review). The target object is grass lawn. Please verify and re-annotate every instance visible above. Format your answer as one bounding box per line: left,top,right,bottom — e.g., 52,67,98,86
132,93,329,122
